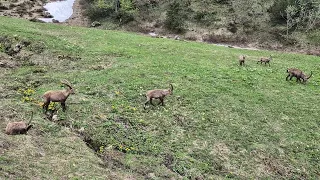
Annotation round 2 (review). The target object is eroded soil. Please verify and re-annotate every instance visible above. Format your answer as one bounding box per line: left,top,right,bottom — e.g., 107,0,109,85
0,0,88,26
0,0,53,21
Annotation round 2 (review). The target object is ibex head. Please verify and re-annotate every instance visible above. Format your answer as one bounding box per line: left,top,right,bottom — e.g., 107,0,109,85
302,71,312,82
61,79,75,94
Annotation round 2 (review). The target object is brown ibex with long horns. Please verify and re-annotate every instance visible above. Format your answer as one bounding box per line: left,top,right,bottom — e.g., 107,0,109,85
144,84,173,109
5,112,33,135
286,68,312,83
42,80,75,112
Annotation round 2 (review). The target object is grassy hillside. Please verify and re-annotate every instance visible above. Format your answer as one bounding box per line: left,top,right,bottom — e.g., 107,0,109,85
84,0,320,52
0,16,319,179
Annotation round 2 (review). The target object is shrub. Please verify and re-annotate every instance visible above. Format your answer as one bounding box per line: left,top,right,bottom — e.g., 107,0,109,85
193,11,218,27
164,1,187,33
85,5,113,21
85,0,136,24
268,0,295,24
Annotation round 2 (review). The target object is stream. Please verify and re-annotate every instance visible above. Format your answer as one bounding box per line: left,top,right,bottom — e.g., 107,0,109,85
39,0,75,22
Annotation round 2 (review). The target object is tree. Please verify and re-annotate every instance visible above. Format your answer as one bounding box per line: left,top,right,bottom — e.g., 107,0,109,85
294,0,320,32
283,5,298,38
164,0,187,33
230,0,272,33
271,0,320,32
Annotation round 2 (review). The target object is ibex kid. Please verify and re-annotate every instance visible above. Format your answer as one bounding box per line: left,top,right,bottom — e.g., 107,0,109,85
42,80,74,112
144,84,173,109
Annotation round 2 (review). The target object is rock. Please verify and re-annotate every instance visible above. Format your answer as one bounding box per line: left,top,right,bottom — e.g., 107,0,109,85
149,32,158,38
29,18,45,23
0,4,9,10
307,50,320,56
90,21,101,27
20,39,31,47
42,11,53,18
52,115,58,121
52,19,59,23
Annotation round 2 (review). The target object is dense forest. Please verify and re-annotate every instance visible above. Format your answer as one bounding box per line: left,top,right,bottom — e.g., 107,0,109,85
82,0,320,50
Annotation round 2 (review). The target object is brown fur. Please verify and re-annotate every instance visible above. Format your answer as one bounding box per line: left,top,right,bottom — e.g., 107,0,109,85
239,55,246,66
257,55,272,66
144,84,173,109
43,80,74,112
5,112,33,135
286,68,312,83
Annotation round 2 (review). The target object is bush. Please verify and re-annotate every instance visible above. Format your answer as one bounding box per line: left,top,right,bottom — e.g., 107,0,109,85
202,33,246,44
164,1,187,33
112,9,135,24
214,0,229,4
268,0,295,24
193,11,218,27
85,0,136,24
85,5,113,21
269,0,320,30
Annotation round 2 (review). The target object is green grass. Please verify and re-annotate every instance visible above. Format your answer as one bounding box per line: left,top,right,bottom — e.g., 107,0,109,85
0,16,319,179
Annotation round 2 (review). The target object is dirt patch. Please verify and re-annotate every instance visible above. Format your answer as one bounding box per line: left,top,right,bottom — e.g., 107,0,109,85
0,139,12,154
64,0,89,26
0,0,52,21
0,36,40,69
100,149,127,169
210,142,230,161
0,55,19,68
0,0,89,26
251,149,307,178
90,61,114,71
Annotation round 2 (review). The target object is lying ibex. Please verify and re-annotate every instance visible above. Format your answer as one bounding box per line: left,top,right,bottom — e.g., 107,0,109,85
239,55,246,66
144,84,173,109
257,55,272,66
43,80,74,112
286,68,312,83
5,112,33,135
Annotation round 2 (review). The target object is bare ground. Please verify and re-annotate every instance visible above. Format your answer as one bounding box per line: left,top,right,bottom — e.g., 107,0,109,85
0,0,51,21
0,0,88,26
64,0,89,26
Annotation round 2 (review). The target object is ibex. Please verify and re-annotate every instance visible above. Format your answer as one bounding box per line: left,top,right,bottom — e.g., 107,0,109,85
286,68,312,83
257,55,272,66
5,112,33,135
144,84,173,109
43,80,74,112
239,55,246,66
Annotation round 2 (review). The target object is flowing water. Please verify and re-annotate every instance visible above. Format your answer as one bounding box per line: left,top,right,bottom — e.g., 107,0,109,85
39,0,75,22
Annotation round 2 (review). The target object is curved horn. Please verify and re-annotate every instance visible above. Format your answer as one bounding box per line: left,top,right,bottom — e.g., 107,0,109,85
27,111,33,125
61,79,72,89
307,71,313,79
169,84,173,92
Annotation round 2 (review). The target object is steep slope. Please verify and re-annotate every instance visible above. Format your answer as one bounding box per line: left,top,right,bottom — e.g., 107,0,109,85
0,16,319,179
